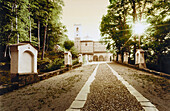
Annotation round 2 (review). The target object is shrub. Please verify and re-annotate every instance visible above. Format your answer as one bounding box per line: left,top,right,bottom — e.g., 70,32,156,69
48,58,64,71
37,58,52,73
0,71,11,85
38,58,64,73
72,58,79,65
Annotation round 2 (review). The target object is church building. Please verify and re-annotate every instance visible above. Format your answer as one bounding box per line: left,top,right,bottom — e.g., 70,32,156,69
74,24,112,62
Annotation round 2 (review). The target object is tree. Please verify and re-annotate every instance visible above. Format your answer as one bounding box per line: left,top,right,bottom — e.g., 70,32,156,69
63,40,74,51
143,0,170,69
0,0,67,60
100,0,131,61
0,0,38,44
40,0,65,60
101,0,154,63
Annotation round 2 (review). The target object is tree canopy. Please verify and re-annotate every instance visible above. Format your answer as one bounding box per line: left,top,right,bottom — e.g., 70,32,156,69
100,0,170,65
0,0,68,60
100,0,170,72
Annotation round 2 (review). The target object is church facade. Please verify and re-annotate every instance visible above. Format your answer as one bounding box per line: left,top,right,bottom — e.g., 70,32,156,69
74,24,112,62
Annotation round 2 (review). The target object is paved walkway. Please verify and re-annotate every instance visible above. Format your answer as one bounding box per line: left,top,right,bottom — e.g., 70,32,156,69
67,63,158,111
0,64,97,111
0,62,160,111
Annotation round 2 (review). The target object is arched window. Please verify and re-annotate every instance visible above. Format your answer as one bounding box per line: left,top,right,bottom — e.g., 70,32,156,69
93,55,98,61
99,55,104,61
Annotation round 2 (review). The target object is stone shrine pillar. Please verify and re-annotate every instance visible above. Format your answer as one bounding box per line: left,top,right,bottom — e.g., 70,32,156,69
78,54,83,64
113,55,116,61
10,42,38,86
88,55,93,62
85,54,88,63
135,49,146,68
123,52,129,64
118,54,122,62
64,51,72,66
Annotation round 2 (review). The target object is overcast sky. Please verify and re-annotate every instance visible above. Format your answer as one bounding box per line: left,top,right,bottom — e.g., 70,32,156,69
62,0,109,41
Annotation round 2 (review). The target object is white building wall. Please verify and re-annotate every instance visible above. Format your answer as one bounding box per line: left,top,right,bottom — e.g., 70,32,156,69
80,41,93,54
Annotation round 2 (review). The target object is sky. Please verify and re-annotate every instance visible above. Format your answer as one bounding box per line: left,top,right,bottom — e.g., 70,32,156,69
62,0,109,41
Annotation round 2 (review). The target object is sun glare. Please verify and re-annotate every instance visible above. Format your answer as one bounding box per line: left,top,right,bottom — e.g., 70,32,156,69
132,21,150,35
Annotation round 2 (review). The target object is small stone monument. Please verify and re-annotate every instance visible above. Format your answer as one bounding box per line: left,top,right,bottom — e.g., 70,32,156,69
118,54,122,62
135,49,146,68
114,55,116,61
123,52,129,64
78,54,83,64
88,55,93,62
85,54,89,63
10,42,38,85
64,51,72,66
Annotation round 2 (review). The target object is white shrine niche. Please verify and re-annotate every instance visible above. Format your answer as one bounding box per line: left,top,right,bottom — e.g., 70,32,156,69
78,54,83,63
135,49,146,68
123,52,129,64
118,54,122,62
10,43,37,74
64,51,72,66
85,54,89,63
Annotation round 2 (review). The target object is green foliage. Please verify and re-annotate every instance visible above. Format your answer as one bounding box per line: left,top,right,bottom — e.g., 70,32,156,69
0,0,67,58
72,58,79,65
38,57,64,72
0,71,11,85
63,40,74,51
0,0,37,46
100,0,131,55
70,46,78,59
143,1,170,66
38,57,51,72
63,40,78,59
47,50,64,60
47,58,64,72
101,0,170,67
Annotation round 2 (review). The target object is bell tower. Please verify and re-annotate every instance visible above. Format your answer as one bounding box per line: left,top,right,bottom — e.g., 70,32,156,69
74,24,81,37
74,24,81,53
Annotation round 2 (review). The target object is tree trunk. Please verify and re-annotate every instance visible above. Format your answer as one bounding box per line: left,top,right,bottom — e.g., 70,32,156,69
29,5,31,42
46,33,48,52
15,0,19,43
131,0,137,64
38,20,40,51
41,22,48,60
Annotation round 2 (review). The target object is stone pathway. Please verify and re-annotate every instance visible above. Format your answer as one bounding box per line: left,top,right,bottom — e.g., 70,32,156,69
107,64,158,111
0,64,97,111
108,62,169,111
68,63,157,111
66,64,99,111
81,63,144,111
0,62,161,111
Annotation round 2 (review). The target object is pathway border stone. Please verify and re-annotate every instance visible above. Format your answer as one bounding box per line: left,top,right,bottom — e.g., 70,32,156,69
66,64,99,111
106,63,159,111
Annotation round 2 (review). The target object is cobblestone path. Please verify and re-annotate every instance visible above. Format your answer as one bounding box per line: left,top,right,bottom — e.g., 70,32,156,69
0,64,97,111
82,63,144,111
108,62,170,111
1,62,166,111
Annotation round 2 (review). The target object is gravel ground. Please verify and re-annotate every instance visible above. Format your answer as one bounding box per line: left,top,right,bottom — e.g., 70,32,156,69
82,63,144,111
108,62,170,111
0,64,97,111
